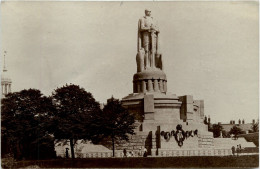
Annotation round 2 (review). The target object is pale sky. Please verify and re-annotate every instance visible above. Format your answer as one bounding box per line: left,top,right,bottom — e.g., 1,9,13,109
1,1,259,123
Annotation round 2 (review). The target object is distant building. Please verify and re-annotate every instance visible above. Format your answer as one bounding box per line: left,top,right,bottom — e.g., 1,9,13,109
220,119,257,134
1,52,12,98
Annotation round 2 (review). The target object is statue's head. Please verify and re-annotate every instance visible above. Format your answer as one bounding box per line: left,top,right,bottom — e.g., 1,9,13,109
145,9,151,16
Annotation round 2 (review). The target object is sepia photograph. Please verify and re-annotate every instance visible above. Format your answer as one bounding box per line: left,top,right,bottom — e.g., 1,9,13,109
1,1,259,168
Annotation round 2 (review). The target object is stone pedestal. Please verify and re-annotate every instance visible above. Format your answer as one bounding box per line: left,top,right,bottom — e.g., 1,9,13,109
121,90,213,156
133,69,167,93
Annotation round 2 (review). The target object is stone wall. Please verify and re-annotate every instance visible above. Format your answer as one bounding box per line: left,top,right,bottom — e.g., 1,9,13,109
198,134,214,148
115,134,147,150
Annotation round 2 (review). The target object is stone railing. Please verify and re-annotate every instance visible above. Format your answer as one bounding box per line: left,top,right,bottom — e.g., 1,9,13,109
84,150,147,158
75,151,144,158
70,149,232,158
85,152,121,158
157,149,232,157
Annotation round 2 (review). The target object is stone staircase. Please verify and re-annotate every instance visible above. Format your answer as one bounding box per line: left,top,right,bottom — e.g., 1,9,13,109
213,137,256,149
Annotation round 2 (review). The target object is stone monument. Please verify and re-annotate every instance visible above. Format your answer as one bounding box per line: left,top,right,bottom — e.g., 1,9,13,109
55,10,256,158
137,9,163,72
120,9,216,156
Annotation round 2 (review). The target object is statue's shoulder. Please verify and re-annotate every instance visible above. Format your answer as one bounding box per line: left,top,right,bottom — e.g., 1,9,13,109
139,16,147,21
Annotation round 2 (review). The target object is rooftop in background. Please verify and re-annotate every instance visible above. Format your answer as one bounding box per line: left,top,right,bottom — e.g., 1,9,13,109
219,119,258,132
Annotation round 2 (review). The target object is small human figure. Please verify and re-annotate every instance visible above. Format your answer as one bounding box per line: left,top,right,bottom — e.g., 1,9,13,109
143,147,147,157
239,144,242,154
123,148,127,157
143,151,147,157
231,146,235,156
130,151,134,157
138,148,142,157
126,151,131,157
236,145,239,156
65,148,69,158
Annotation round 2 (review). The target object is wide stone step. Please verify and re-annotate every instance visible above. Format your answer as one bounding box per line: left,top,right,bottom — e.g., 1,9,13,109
213,138,256,148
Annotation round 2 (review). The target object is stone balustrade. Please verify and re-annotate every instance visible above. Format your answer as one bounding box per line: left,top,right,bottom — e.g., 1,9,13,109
158,149,232,157
75,150,144,158
68,149,232,158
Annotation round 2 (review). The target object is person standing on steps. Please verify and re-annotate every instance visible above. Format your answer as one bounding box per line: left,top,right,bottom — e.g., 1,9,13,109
65,148,69,158
143,147,147,157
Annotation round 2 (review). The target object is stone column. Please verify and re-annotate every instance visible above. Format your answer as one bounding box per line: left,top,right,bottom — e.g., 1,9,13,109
154,79,159,92
142,80,146,93
148,80,153,92
5,84,7,95
185,95,194,123
137,81,141,93
163,80,167,92
133,82,137,93
159,79,164,92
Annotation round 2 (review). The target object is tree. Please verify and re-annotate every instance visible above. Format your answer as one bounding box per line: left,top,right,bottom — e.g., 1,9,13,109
1,89,56,160
251,121,259,132
230,125,243,139
50,84,101,159
222,130,230,138
100,97,136,157
209,124,223,138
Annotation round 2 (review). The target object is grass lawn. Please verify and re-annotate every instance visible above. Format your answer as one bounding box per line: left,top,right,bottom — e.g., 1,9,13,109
8,155,259,168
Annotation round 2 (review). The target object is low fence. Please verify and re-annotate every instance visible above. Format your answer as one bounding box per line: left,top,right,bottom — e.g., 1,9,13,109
84,152,123,158
158,149,232,157
70,149,234,158
242,147,258,153
59,148,260,158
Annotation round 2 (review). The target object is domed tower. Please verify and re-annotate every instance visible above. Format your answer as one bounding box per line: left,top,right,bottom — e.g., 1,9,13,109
1,51,12,98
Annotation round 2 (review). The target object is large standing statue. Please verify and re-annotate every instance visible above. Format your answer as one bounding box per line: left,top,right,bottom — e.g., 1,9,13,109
136,9,163,72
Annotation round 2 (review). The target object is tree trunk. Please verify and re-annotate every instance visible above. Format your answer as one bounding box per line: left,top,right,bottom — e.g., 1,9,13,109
112,137,115,157
18,142,23,160
70,138,75,159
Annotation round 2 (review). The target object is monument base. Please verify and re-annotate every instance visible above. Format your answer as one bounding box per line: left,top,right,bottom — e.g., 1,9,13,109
121,91,214,156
